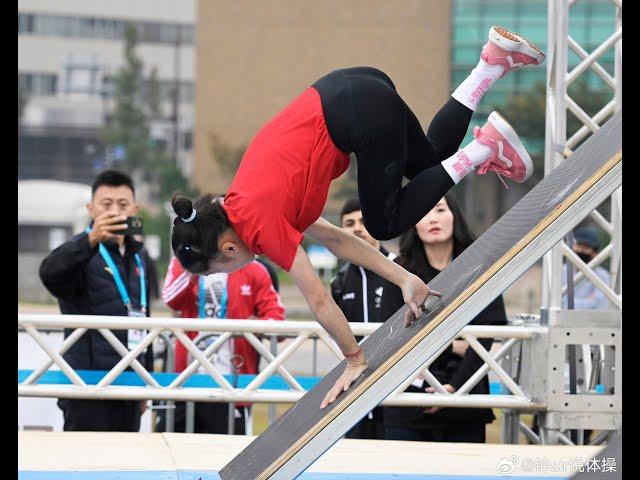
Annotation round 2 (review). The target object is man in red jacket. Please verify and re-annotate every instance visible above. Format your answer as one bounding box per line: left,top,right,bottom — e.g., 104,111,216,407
161,256,285,433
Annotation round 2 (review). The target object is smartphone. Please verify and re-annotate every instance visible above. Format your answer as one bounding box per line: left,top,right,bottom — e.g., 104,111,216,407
122,216,144,236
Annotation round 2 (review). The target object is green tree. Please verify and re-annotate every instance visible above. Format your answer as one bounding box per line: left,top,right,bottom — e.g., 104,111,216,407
101,24,150,173
101,24,194,202
147,66,163,121
100,24,199,279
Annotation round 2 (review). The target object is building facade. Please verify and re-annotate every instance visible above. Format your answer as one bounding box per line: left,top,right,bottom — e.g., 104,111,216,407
193,0,453,207
450,0,617,232
18,0,196,185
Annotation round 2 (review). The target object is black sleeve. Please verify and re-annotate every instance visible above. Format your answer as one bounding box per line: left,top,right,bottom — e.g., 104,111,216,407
39,233,96,300
379,278,404,322
330,264,348,308
141,251,155,369
257,257,280,292
142,249,159,300
449,295,508,390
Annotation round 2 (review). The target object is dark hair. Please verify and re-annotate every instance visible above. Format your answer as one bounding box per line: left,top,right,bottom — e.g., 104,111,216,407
92,170,135,196
573,226,600,251
171,193,231,274
340,198,361,220
396,193,475,280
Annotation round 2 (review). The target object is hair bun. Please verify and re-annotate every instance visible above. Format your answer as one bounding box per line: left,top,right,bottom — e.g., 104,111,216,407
171,194,194,220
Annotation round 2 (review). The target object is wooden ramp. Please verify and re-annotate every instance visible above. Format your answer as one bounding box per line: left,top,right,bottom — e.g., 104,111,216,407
220,111,622,480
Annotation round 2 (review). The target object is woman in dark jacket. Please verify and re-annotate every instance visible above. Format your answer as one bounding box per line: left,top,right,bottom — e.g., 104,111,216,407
381,192,507,443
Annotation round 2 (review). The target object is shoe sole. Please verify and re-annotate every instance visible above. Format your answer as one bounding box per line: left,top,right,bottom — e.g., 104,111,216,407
488,111,534,182
489,26,546,64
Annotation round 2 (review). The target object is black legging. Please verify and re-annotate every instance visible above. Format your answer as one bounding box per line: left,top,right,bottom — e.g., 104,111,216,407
313,67,473,240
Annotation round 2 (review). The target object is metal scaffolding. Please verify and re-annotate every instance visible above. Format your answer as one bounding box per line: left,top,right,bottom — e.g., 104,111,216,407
543,0,622,311
539,0,622,444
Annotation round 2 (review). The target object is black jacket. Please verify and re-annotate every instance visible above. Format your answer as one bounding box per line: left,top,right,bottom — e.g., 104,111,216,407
256,256,280,292
39,232,154,371
381,259,507,428
330,246,395,331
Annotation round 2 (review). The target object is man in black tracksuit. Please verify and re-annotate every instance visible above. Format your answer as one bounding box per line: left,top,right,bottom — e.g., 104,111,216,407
39,170,154,431
330,198,395,440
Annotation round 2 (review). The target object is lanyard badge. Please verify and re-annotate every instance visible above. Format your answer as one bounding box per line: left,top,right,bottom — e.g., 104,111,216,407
87,227,148,351
98,244,147,314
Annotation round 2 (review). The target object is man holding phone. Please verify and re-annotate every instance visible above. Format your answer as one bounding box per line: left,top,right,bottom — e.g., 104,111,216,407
39,169,154,432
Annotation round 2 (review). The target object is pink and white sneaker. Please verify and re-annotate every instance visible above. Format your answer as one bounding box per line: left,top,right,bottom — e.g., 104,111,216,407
474,111,534,185
481,26,546,78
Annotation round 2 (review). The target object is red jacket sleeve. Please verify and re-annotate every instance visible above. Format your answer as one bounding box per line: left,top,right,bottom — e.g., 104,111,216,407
162,257,198,312
251,261,285,320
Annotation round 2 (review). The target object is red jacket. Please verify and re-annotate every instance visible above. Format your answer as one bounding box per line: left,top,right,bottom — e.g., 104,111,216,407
162,257,285,373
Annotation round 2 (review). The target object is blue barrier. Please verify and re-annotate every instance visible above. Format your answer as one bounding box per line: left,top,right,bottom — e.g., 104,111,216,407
19,370,504,394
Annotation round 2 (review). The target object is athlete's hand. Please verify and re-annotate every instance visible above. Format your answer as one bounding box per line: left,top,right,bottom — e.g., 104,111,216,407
400,273,441,327
320,350,368,409
88,212,128,248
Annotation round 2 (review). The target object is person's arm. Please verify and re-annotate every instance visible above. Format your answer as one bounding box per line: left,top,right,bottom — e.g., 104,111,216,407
143,249,160,300
306,217,441,323
329,264,348,308
40,211,128,300
289,245,367,408
162,257,198,312
39,233,95,300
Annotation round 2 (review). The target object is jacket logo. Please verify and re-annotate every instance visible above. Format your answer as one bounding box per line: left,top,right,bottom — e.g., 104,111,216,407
342,292,355,300
240,284,252,296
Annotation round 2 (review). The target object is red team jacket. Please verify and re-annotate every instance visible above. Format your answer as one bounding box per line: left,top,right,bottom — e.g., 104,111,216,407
162,257,285,374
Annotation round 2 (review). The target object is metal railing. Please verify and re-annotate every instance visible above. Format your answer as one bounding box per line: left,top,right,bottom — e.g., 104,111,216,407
18,313,544,410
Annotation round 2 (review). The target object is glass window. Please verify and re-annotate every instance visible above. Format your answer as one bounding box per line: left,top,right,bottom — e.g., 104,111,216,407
18,13,32,33
33,14,44,34
66,16,78,37
569,2,589,18
518,71,544,88
452,46,481,65
519,22,547,45
18,12,193,45
454,2,479,18
143,22,163,43
450,69,469,87
453,23,482,44
589,0,616,16
114,20,125,40
19,74,33,93
482,0,518,23
520,2,547,16
165,24,179,43
182,26,195,44
589,23,615,43
43,75,57,95
184,82,195,103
